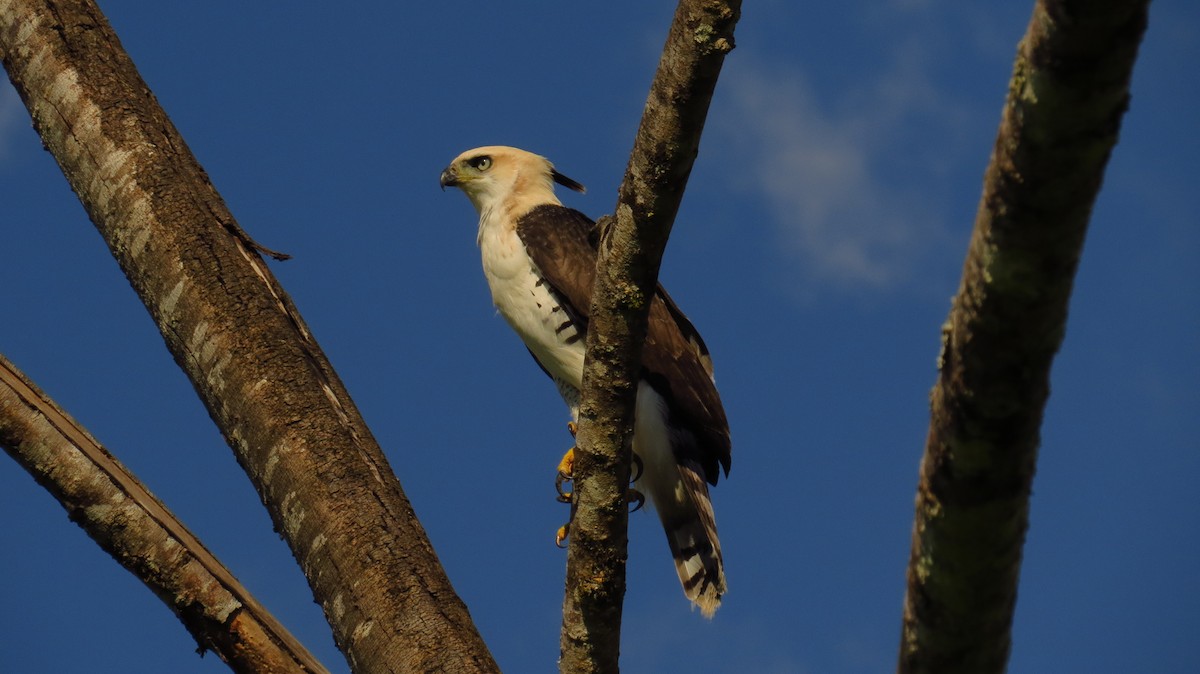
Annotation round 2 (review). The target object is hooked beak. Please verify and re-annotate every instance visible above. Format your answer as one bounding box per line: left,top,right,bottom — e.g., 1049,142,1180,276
439,166,459,191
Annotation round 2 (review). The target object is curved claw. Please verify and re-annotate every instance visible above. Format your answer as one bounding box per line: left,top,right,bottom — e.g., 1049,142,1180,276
555,471,573,503
556,446,575,503
629,452,644,484
628,488,645,513
555,523,570,548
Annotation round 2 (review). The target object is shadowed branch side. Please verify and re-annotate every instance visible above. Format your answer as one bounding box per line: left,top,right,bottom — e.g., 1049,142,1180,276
559,0,742,672
899,2,1150,672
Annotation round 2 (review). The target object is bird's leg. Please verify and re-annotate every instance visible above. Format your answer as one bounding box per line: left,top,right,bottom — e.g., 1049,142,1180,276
555,421,577,503
554,453,574,503
555,422,646,546
555,421,578,547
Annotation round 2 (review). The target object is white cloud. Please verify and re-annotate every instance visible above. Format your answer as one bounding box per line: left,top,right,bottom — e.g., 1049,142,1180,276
714,40,974,293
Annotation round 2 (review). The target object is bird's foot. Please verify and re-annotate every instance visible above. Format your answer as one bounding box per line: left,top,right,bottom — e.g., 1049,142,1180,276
555,445,575,503
553,422,644,547
626,453,644,512
554,446,640,499
555,486,645,547
627,487,645,513
630,451,643,484
556,423,576,546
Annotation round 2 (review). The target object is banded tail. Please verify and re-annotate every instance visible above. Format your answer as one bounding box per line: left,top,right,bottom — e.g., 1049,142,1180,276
659,459,726,617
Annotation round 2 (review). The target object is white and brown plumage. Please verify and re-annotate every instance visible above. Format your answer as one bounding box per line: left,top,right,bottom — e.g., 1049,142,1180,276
440,146,731,617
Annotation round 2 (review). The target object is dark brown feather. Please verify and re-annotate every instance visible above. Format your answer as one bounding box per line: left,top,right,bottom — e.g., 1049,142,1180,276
515,204,731,485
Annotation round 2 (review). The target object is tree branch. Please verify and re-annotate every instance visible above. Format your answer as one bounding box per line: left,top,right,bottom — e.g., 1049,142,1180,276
898,1,1150,672
559,1,740,671
0,353,329,674
0,1,498,672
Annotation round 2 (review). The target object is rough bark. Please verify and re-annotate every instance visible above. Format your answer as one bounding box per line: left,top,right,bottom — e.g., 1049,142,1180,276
558,1,740,672
0,354,329,674
0,2,498,672
898,2,1149,672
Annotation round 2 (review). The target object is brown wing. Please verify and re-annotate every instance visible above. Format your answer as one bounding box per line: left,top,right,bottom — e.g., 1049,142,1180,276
642,286,731,484
515,204,731,485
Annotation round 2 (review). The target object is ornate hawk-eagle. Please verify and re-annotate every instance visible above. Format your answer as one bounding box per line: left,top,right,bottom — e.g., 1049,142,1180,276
440,146,731,616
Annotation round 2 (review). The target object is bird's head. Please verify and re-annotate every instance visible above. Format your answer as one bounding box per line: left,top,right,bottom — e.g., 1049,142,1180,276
440,146,585,217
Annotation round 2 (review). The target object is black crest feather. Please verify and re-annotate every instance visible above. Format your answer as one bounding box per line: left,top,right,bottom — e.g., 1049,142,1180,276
552,169,586,194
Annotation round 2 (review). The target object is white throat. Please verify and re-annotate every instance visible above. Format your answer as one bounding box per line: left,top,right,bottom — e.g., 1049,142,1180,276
471,173,562,245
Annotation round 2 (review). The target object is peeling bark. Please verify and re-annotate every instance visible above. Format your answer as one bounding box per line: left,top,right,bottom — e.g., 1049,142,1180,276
0,1,498,672
0,354,329,674
898,2,1150,672
559,1,740,672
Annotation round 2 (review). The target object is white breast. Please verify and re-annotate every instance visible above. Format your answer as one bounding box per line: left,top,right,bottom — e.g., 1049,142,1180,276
478,214,586,390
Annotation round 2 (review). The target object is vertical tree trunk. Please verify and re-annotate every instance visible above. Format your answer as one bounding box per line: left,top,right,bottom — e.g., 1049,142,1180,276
898,1,1150,672
559,1,740,671
0,1,498,672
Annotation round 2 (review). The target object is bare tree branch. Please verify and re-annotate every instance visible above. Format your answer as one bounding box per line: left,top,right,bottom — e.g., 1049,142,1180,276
559,1,740,671
0,1,498,672
898,1,1150,672
0,353,329,674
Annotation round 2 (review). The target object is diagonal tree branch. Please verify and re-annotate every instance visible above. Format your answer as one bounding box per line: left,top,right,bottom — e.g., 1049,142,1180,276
898,1,1150,672
0,1,498,672
0,353,330,674
559,1,740,671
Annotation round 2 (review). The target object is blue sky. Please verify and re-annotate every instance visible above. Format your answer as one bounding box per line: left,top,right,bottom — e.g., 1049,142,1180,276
2,2,1196,672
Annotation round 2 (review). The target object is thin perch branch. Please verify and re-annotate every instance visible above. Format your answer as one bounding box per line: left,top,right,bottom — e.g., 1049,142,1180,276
559,0,741,671
0,1,498,671
898,1,1150,672
0,353,329,674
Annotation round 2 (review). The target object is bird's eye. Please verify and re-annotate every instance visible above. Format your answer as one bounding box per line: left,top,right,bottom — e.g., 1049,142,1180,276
469,156,492,171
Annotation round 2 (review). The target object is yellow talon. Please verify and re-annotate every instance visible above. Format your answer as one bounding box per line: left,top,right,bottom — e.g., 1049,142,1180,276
555,447,574,502
555,423,579,545
557,447,575,479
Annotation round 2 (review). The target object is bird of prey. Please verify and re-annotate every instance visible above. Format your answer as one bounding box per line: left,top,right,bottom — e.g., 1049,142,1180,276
440,146,731,617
